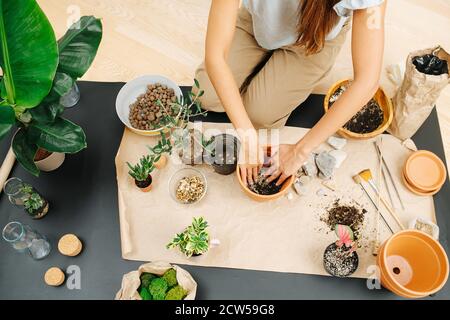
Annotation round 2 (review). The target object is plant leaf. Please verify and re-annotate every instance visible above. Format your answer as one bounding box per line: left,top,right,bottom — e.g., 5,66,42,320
0,123,12,141
0,105,14,124
12,128,39,176
194,78,200,89
0,0,58,108
57,16,103,79
31,117,87,153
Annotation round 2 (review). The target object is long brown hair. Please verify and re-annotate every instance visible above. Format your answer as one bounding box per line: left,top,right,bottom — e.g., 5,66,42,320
297,0,340,55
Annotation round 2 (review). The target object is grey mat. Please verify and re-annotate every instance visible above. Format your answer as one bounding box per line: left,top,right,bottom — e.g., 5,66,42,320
0,81,448,300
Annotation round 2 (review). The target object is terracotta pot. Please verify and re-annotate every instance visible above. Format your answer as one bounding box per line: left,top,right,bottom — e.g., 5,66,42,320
324,79,393,140
154,155,167,169
236,147,295,202
135,175,152,192
377,230,449,298
35,152,65,172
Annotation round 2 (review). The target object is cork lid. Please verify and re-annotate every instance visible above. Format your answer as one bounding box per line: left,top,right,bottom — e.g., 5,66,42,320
404,151,446,192
44,267,65,287
58,234,82,257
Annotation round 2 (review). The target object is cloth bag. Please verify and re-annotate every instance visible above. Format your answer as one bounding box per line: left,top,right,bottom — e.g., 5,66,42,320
388,46,449,140
115,261,197,300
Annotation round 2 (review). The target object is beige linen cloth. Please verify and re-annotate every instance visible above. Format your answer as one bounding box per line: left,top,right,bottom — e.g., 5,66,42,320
115,123,436,279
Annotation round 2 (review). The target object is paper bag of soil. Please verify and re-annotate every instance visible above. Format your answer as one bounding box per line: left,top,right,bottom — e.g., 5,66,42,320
389,46,449,140
115,261,197,300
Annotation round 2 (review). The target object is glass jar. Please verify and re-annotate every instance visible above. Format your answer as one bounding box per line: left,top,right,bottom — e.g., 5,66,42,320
3,177,49,219
60,82,80,108
2,221,51,260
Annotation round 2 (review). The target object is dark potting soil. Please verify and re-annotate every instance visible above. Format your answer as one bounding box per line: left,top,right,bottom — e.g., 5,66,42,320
330,86,384,134
323,243,359,277
135,175,152,189
321,200,366,240
34,148,52,161
248,175,282,195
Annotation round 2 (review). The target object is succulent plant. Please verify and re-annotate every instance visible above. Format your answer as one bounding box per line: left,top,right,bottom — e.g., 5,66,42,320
127,154,155,182
20,185,45,214
167,217,210,258
148,132,173,163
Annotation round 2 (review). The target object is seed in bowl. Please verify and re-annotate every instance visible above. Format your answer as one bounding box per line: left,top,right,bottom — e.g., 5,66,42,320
129,83,178,131
176,176,205,204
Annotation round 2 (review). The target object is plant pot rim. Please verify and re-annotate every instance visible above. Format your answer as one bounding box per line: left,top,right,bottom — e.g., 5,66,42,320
324,79,393,140
379,230,449,297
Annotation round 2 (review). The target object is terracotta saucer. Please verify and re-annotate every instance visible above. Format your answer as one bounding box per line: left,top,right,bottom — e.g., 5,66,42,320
404,151,446,192
402,170,439,196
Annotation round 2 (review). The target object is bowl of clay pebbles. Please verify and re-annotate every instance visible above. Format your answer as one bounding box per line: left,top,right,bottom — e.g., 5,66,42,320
324,79,393,139
236,146,295,202
116,75,183,136
115,262,197,300
169,168,207,205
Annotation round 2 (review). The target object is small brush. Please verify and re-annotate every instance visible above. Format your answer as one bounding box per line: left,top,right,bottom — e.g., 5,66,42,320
359,169,406,230
353,174,394,234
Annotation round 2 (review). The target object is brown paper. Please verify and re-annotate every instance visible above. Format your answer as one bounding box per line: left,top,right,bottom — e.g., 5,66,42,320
389,46,450,140
115,261,197,300
115,123,436,279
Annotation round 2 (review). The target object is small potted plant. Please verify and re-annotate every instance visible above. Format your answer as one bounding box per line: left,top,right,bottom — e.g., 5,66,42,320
323,224,359,277
205,134,240,175
20,185,49,219
167,217,209,258
127,155,155,192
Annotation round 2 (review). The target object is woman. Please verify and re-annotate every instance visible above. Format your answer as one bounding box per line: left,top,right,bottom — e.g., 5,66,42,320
196,0,386,186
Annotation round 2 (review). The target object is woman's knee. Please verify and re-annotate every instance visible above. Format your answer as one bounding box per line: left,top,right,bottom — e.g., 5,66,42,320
194,64,224,112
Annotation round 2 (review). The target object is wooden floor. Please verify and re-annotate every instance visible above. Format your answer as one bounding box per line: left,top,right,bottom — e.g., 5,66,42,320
38,0,450,167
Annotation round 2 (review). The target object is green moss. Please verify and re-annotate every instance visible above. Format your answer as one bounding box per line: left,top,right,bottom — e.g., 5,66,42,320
149,278,168,301
139,287,152,300
162,269,178,287
140,272,156,289
165,285,187,300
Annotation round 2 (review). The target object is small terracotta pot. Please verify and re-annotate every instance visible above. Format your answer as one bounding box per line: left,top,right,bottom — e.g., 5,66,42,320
377,230,449,298
236,146,295,202
154,155,167,169
35,152,65,172
135,175,153,192
324,79,393,140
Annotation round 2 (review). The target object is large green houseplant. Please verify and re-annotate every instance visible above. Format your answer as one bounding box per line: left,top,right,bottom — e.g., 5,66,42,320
0,0,102,176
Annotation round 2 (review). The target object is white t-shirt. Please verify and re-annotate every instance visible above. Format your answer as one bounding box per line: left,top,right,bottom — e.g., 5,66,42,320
242,0,385,50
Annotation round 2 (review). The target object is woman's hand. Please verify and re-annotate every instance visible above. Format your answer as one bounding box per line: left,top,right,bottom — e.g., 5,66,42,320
239,136,264,185
266,144,308,186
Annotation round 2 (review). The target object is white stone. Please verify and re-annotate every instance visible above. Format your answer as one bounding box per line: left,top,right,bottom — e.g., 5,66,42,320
302,162,318,177
286,192,294,200
298,175,311,185
316,188,327,197
327,136,347,150
329,150,347,169
315,152,336,179
293,181,307,196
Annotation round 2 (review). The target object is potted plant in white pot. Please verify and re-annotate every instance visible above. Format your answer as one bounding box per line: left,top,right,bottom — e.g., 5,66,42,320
0,0,103,176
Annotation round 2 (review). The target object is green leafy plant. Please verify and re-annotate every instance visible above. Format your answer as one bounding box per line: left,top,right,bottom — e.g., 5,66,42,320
139,287,152,300
127,154,155,182
0,0,102,176
20,185,45,214
167,217,210,258
155,79,207,131
147,132,172,162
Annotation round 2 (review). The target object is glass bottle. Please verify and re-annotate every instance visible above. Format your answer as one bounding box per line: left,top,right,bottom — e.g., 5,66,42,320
3,177,49,219
60,82,80,108
2,221,51,260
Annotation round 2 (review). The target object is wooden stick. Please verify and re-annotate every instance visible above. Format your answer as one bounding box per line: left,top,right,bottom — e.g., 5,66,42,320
0,147,16,195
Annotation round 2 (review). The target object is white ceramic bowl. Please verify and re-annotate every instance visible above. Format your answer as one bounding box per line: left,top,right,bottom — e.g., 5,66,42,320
115,75,183,136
